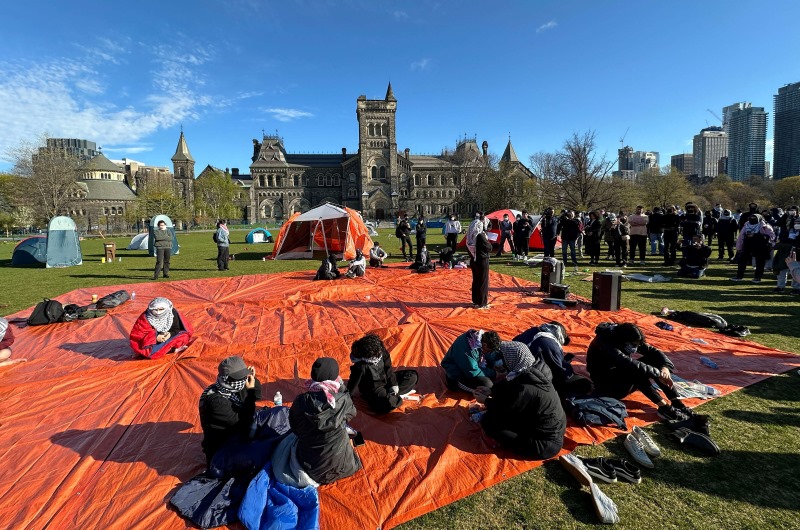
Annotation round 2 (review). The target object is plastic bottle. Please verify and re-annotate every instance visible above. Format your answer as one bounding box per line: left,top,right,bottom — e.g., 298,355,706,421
273,391,283,407
131,291,136,301
699,356,719,369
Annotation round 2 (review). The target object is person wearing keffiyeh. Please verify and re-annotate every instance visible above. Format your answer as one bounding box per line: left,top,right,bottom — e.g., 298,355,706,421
0,317,26,367
129,297,194,359
198,355,262,466
347,333,418,414
441,329,502,393
474,341,566,460
290,357,362,485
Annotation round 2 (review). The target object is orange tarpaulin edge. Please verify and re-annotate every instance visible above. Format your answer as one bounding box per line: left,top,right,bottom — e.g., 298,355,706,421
0,269,797,529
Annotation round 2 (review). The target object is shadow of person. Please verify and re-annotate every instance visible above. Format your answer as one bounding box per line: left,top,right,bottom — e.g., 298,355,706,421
51,421,204,479
61,339,136,361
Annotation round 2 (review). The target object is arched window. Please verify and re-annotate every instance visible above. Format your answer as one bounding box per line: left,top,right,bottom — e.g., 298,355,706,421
371,167,377,180
380,166,386,180
349,173,356,183
414,174,421,186
178,167,184,177
369,124,375,136
267,175,274,187
259,175,265,187
436,191,441,198
427,175,433,186
293,175,299,186
348,188,357,198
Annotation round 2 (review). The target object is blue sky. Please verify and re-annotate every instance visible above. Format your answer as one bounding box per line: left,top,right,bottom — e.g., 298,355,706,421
1,0,798,174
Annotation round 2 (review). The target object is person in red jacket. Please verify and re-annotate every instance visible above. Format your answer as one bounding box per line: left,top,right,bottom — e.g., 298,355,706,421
0,317,26,367
129,297,193,358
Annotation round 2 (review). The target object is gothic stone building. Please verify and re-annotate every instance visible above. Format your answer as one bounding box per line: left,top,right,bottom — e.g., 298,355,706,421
245,83,533,223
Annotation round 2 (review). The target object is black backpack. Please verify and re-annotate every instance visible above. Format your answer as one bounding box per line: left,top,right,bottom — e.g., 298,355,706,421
27,299,65,326
212,231,219,243
96,290,131,309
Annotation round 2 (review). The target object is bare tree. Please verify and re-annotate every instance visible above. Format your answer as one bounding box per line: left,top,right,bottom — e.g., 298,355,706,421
135,175,189,222
636,166,693,210
194,168,239,224
7,135,80,223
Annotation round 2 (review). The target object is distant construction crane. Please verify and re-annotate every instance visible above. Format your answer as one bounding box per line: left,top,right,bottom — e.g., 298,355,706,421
619,127,630,149
706,109,723,125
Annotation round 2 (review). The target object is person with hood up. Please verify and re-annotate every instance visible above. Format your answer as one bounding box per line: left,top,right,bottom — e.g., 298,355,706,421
513,322,592,397
473,341,566,459
0,317,26,367
738,203,761,230
586,322,689,421
716,209,738,260
415,215,427,250
539,208,558,258
129,297,194,359
731,213,775,283
441,329,502,392
466,213,493,308
215,219,230,271
198,356,262,466
583,211,603,265
347,334,418,414
344,249,367,278
773,206,799,293
444,214,461,252
290,357,362,485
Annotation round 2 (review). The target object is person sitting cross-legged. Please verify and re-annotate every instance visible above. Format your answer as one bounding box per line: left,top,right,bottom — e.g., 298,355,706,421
129,297,194,359
345,249,367,278
346,333,418,414
586,322,690,421
441,329,502,393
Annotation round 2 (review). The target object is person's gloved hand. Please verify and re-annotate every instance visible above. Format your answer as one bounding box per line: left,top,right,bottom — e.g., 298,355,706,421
390,385,399,395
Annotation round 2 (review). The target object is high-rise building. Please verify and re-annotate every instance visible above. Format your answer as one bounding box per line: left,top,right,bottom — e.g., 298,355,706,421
671,154,694,175
45,138,99,161
764,160,771,179
722,102,747,134
618,146,658,177
727,105,767,182
618,146,634,171
773,81,800,179
693,126,728,181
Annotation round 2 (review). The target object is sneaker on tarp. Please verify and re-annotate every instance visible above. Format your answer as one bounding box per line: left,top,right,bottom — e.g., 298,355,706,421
580,457,617,483
623,433,654,469
632,426,661,457
559,453,593,488
605,458,642,484
590,482,620,524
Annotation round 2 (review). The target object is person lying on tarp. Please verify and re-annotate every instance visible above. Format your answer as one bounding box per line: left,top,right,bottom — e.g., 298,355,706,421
677,234,712,278
473,341,566,459
129,297,193,359
199,356,263,467
586,322,691,422
441,329,502,393
290,357,362,485
513,322,593,398
409,245,435,271
344,249,367,279
0,317,26,367
346,333,418,414
313,254,341,280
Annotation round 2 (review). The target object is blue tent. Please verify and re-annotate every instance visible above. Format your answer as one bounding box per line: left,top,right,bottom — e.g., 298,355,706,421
147,214,180,256
11,236,47,265
245,228,273,244
46,216,83,268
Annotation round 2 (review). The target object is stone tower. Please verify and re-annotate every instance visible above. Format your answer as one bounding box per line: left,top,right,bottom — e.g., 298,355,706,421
171,130,195,212
356,83,398,215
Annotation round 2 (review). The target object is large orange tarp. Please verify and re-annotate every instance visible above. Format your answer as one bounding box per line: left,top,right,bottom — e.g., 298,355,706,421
0,269,797,529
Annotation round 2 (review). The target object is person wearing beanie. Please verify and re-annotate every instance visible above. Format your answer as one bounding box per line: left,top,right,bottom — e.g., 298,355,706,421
198,356,262,466
129,297,194,359
513,322,593,397
441,329,503,393
474,341,566,459
0,317,26,367
586,323,689,421
290,357,362,484
347,334,418,414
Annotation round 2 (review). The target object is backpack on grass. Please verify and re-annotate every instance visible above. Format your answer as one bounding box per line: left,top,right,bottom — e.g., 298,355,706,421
27,299,65,326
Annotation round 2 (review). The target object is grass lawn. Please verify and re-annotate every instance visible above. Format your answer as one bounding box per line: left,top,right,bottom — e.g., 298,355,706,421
2,230,799,529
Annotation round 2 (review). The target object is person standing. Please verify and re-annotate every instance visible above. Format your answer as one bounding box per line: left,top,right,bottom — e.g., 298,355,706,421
557,210,582,266
495,213,515,257
215,219,230,271
772,206,799,292
628,206,649,265
467,214,493,308
716,209,737,260
444,214,461,252
415,215,427,251
647,207,664,256
539,208,558,258
583,211,603,265
153,219,171,280
661,206,681,266
732,213,775,283
396,214,413,261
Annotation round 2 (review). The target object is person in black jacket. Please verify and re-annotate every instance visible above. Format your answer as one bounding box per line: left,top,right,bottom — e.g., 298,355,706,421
495,213,516,257
467,215,493,308
290,357,362,485
396,215,413,261
474,341,566,459
199,356,263,466
583,211,603,265
661,206,681,266
716,209,737,260
647,206,664,256
586,323,689,421
539,208,558,258
557,210,582,266
415,215,427,250
678,234,712,278
347,334,418,414
513,322,592,397
313,254,341,280
409,245,434,271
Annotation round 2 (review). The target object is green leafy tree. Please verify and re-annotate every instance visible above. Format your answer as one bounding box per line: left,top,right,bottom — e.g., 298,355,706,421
194,168,239,224
636,166,694,210
772,175,800,206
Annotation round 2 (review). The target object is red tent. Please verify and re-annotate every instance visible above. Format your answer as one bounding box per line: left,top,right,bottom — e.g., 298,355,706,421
458,211,552,252
270,203,373,260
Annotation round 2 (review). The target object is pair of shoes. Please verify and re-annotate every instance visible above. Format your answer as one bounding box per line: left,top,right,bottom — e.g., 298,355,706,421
163,275,170,278
774,287,785,292
657,405,690,422
623,433,654,468
580,457,617,483
631,426,661,457
559,453,593,487
605,458,642,484
590,482,620,524
751,278,761,283
665,414,711,437
730,277,743,282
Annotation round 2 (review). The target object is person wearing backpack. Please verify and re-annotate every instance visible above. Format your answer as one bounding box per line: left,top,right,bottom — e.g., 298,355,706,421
153,220,172,280
586,323,690,421
731,213,775,283
396,214,413,261
215,219,230,272
129,297,194,359
0,317,26,367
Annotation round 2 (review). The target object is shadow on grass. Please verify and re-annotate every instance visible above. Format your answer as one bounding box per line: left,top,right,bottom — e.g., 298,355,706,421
722,407,800,427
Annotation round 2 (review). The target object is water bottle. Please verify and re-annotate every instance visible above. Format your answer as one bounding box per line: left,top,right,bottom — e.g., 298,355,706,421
273,391,283,407
699,356,719,369
131,291,136,301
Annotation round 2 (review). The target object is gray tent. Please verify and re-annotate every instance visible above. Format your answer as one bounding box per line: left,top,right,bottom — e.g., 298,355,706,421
127,233,149,250
147,214,180,256
46,216,83,268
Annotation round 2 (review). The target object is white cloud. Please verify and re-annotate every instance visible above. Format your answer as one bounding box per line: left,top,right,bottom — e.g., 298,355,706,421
262,108,314,122
393,10,408,20
536,20,558,33
102,145,153,154
411,58,431,71
765,138,774,163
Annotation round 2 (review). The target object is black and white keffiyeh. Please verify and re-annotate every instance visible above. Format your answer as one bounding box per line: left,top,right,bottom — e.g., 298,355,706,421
0,317,7,342
500,341,535,381
146,297,174,333
215,375,247,404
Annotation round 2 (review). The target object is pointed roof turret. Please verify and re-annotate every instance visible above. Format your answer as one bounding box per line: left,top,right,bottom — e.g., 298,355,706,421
501,138,520,164
385,82,396,101
171,131,194,162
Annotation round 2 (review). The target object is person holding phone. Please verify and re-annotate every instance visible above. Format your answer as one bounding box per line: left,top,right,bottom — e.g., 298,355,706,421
198,356,262,466
129,297,193,359
786,248,800,295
